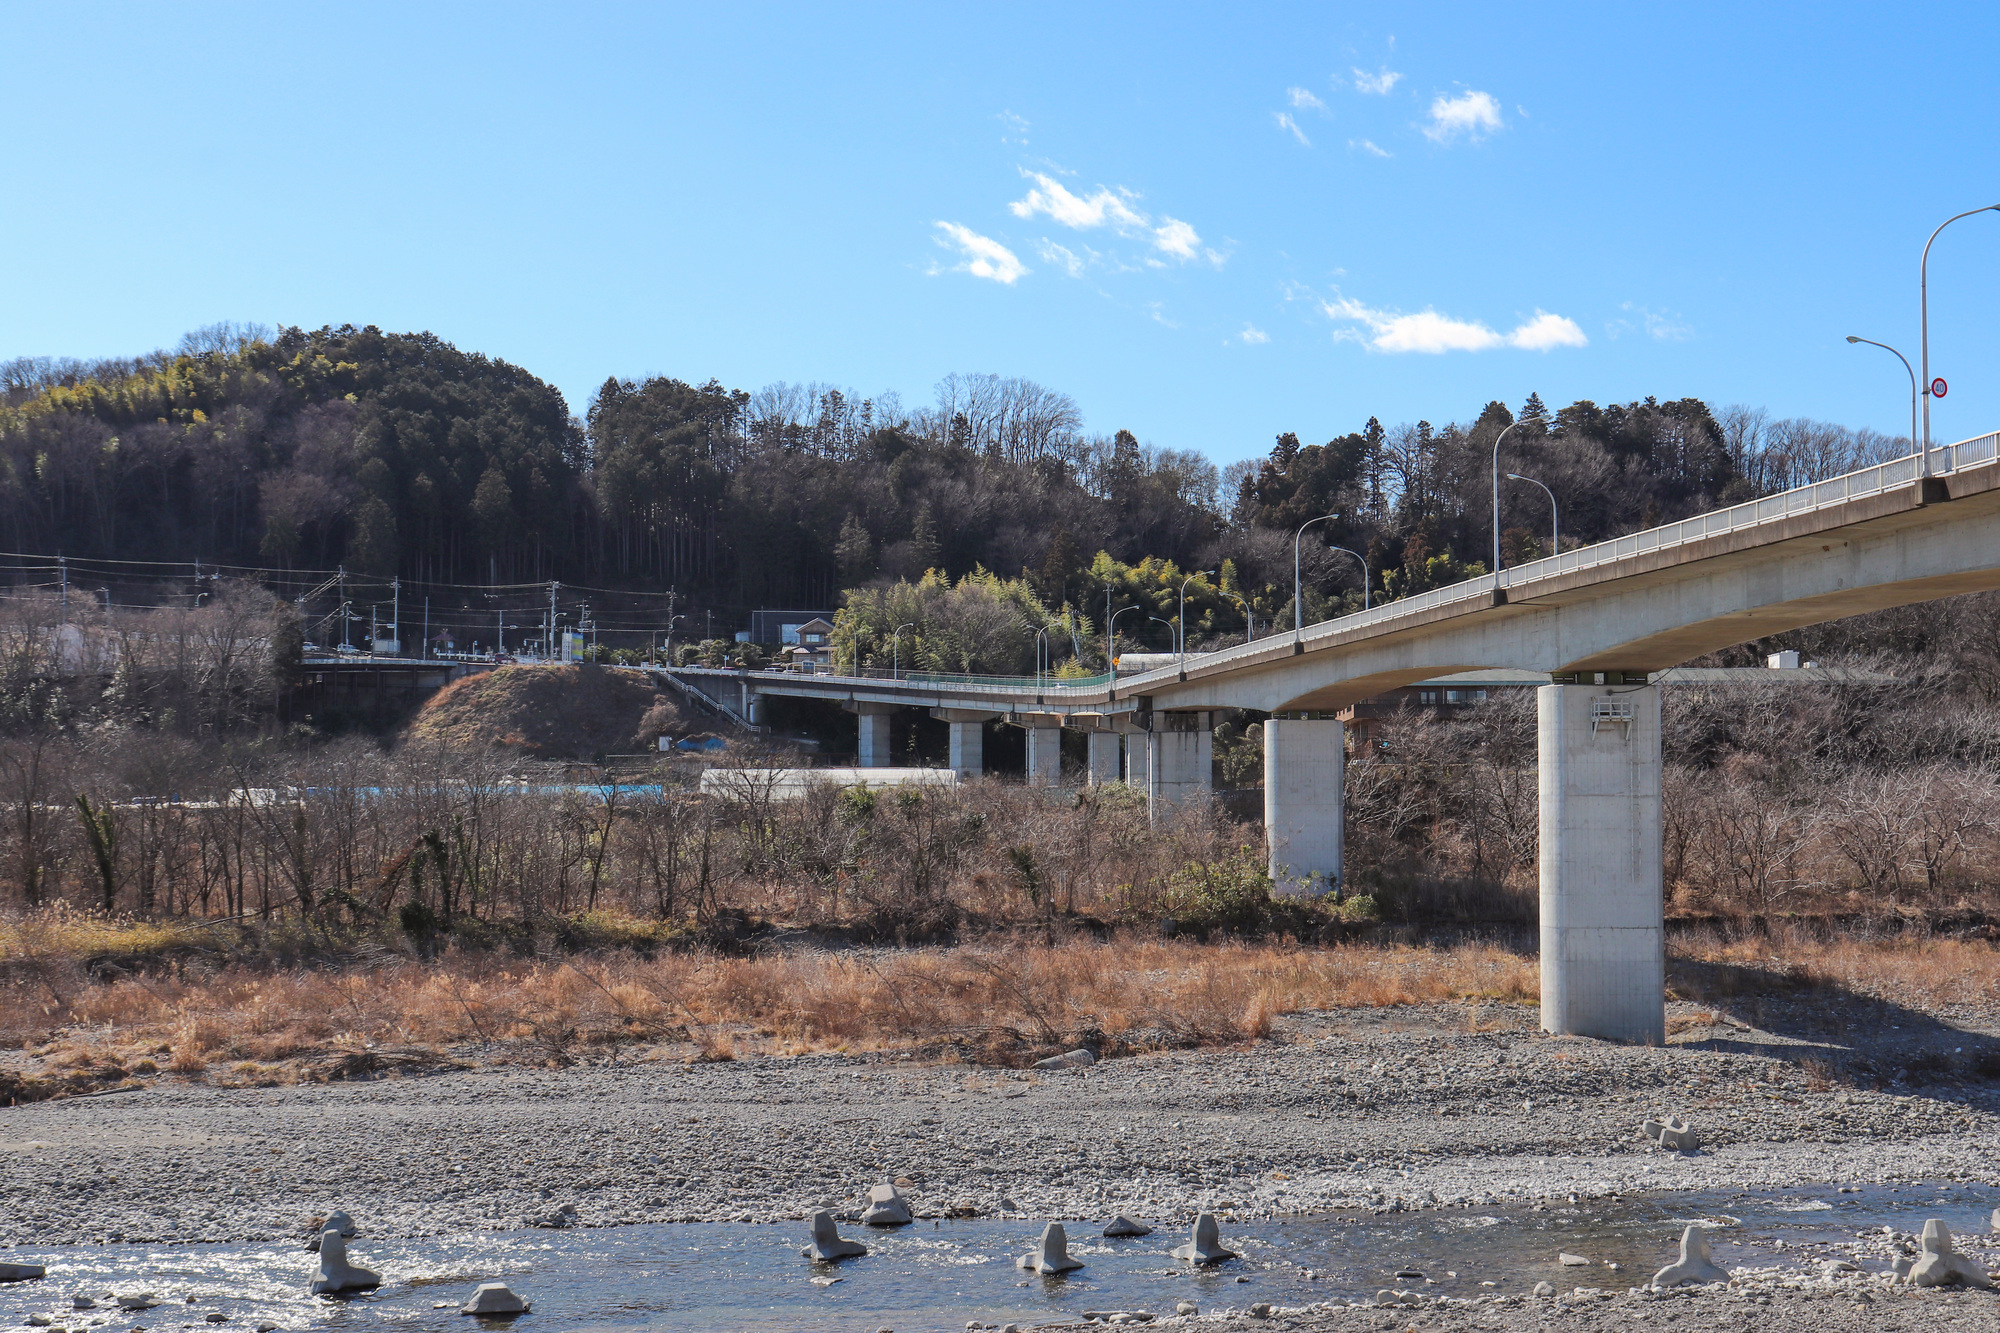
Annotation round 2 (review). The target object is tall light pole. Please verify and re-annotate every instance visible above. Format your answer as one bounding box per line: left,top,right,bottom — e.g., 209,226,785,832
1845,336,1920,460
1226,593,1255,642
1108,604,1141,671
1920,204,2000,472
1490,420,1526,581
1505,473,1560,559
1294,512,1338,639
1326,545,1370,612
1148,615,1173,656
891,621,915,680
1035,624,1053,686
1178,569,1215,667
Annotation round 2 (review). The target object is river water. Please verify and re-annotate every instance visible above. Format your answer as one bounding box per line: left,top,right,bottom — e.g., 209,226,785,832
3,1184,1996,1331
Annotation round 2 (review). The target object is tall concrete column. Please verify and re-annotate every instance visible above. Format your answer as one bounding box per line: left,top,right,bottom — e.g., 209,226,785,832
1264,716,1343,897
1147,712,1213,822
1538,682,1664,1044
1026,723,1062,787
1125,729,1151,788
932,708,993,778
1086,730,1122,786
854,703,895,768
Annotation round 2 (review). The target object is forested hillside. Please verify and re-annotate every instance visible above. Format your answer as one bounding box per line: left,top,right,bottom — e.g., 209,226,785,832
0,324,1906,634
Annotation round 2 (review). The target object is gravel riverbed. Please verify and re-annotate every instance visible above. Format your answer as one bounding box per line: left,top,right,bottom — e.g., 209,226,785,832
3,996,1999,1325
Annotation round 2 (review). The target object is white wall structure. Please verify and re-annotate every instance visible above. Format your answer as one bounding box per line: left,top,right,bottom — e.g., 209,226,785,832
855,705,894,768
1146,715,1213,820
1125,730,1150,788
948,721,983,776
1026,725,1061,786
1086,730,1121,785
1537,683,1664,1044
1263,717,1344,897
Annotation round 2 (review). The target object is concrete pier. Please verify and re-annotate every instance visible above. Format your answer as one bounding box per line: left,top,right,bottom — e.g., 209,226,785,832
1146,712,1213,821
1263,716,1343,896
1026,723,1062,787
1086,730,1122,786
933,709,992,777
854,704,895,768
1538,682,1664,1043
1125,728,1151,788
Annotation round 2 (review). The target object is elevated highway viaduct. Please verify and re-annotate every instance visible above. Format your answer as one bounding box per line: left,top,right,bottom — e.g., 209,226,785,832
674,432,2000,1045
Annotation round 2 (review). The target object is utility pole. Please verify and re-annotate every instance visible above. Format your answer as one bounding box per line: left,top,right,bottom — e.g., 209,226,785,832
57,555,67,620
391,577,400,655
548,581,559,660
422,596,429,659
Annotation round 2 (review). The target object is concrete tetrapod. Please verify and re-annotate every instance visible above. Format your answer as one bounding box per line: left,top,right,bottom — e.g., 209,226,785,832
860,1182,913,1227
1170,1213,1236,1265
1018,1222,1085,1275
801,1211,869,1262
306,1210,358,1252
1910,1219,1995,1288
1103,1215,1154,1237
1641,1117,1700,1152
311,1229,382,1295
460,1282,531,1315
1650,1225,1728,1287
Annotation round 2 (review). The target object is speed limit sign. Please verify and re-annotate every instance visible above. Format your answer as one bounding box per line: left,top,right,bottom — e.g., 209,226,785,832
1932,378,1948,398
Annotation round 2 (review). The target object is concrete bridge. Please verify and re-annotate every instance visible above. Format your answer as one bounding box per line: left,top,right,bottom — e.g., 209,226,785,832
672,430,2000,1045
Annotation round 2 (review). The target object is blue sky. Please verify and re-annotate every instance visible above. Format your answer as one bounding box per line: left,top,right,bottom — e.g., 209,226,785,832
5,2,2000,466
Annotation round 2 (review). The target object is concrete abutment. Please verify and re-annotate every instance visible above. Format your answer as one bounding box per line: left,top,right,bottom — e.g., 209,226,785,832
1263,716,1344,896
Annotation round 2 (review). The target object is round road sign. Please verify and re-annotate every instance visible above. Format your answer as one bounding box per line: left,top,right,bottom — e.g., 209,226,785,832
1932,377,1949,398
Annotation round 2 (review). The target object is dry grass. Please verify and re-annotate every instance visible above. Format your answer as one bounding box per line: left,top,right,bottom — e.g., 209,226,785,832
5,915,1994,1102
0,936,1538,1090
1669,927,2000,1014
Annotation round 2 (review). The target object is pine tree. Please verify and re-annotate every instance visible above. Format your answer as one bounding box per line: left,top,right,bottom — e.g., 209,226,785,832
835,513,875,586
908,504,941,575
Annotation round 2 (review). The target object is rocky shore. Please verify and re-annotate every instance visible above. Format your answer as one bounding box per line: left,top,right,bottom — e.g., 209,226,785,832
2,996,1998,1325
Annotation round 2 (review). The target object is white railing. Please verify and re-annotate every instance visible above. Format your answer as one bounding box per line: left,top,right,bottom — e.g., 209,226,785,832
1121,428,2000,691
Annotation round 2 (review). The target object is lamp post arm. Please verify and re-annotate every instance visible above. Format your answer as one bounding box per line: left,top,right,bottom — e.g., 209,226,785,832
1293,513,1337,639
1920,204,2000,466
1490,420,1523,582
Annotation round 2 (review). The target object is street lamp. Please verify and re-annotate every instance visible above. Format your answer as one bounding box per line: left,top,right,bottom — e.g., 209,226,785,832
1294,513,1338,639
1108,604,1143,670
891,621,915,680
1920,204,2000,472
1505,473,1560,561
1845,336,1920,462
1148,615,1174,657
1326,545,1370,612
1178,569,1216,667
1490,420,1527,581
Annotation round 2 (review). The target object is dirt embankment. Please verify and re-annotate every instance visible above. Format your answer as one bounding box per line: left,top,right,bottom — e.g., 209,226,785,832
400,664,692,759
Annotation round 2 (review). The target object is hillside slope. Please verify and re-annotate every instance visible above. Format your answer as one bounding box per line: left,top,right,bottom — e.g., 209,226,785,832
401,664,686,759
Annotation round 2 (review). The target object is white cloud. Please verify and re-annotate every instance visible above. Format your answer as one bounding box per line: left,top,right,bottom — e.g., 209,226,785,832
930,222,1027,284
1508,310,1589,351
1287,86,1327,112
1322,293,1586,353
1274,111,1311,146
1353,67,1402,95
1611,302,1693,341
1009,169,1214,266
1239,324,1270,345
997,110,1030,144
1152,217,1202,261
1035,238,1087,278
1009,171,1147,230
1423,89,1503,143
1147,302,1178,328
1351,138,1392,158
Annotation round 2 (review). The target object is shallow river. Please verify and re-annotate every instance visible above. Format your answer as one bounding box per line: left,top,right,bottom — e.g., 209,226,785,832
4,1184,1996,1331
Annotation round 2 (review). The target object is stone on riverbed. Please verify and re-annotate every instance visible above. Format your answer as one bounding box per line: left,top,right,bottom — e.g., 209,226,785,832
802,1211,868,1262
1102,1215,1152,1237
1019,1221,1084,1274
1032,1049,1097,1072
116,1293,160,1310
1910,1219,1994,1288
460,1282,531,1314
861,1182,913,1227
1651,1225,1728,1287
1170,1213,1235,1265
1558,1252,1590,1266
311,1228,382,1294
0,1261,45,1282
